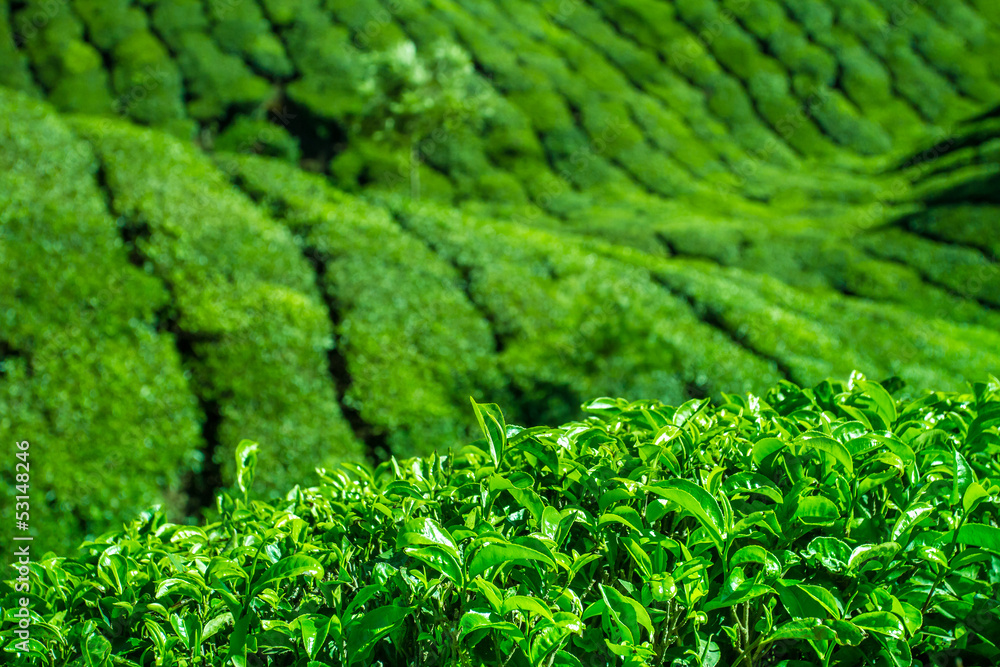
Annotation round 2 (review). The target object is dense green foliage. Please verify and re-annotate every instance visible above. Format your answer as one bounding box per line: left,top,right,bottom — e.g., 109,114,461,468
3,378,1000,665
70,116,363,497
1,0,999,557
0,90,201,554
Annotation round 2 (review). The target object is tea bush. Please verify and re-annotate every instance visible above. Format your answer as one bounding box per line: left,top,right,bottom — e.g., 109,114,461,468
69,117,362,497
219,153,507,459
0,88,202,556
12,0,115,114
383,197,781,422
3,376,1000,666
3,0,997,212
148,0,273,121
3,0,1000,570
0,1,38,94
205,0,294,79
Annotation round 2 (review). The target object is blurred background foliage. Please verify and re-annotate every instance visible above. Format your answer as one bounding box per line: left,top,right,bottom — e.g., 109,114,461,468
0,0,999,554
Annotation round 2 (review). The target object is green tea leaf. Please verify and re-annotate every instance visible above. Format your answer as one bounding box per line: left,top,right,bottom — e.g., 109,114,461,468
950,449,974,507
857,381,898,426
397,517,459,554
529,612,582,664
235,440,259,498
468,541,555,579
551,650,586,667
226,612,252,667
953,523,1000,552
914,545,949,569
967,402,1000,446
897,601,923,636
962,481,990,515
828,619,864,646
345,605,414,666
850,611,904,639
156,576,204,601
502,595,553,619
469,578,504,615
847,542,900,572
458,611,524,647
796,584,844,619
752,437,785,466
599,584,653,641
805,537,852,572
797,434,854,474
250,555,325,597
722,472,783,504
794,496,839,525
705,566,773,610
644,479,725,548
404,545,464,585
673,398,706,426
599,506,644,532
471,399,507,469
891,503,934,542
731,545,781,579
763,618,836,643
296,614,336,660
623,538,653,578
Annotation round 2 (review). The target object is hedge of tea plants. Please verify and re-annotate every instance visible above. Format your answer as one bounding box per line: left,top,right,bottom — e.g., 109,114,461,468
68,116,364,498
0,88,202,556
3,0,1000,560
3,376,1000,666
4,0,1000,212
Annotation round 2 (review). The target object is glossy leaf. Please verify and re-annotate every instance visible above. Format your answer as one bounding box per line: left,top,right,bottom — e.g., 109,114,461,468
235,440,259,498
730,545,781,579
644,479,725,548
763,618,837,644
397,517,459,554
850,611,905,638
722,472,783,504
471,399,507,469
468,541,555,579
345,605,414,666
250,555,325,597
794,496,839,525
891,503,934,542
797,434,854,474
848,542,901,571
623,538,653,578
404,544,465,585
529,612,582,664
950,449,974,507
952,523,1000,552
458,611,524,647
856,381,898,426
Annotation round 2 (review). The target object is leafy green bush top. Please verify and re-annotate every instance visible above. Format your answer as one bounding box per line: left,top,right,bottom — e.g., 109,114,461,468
219,152,508,460
5,376,999,666
0,87,202,555
69,116,363,497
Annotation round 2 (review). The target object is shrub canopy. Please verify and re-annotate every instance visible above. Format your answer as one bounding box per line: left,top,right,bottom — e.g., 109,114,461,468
3,377,999,666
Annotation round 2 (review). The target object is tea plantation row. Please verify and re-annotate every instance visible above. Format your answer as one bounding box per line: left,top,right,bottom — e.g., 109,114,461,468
3,83,1000,555
2,378,999,665
3,0,999,213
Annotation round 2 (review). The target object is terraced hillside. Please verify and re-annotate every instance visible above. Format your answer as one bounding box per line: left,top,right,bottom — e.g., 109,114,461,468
1,0,999,553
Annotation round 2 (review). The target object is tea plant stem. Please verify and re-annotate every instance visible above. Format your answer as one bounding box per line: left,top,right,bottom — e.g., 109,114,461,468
738,602,755,667
921,512,969,615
